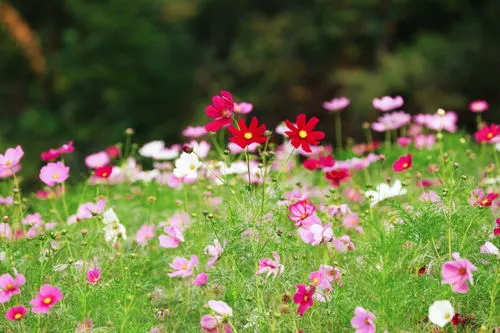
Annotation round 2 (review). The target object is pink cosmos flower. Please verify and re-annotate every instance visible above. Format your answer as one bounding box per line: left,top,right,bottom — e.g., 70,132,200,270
85,152,110,169
22,213,44,227
371,111,411,132
75,318,94,332
0,223,12,240
441,252,477,293
29,284,63,313
342,214,360,228
323,97,350,112
468,189,499,207
419,191,441,203
201,301,233,332
392,154,412,172
351,307,376,333
344,187,363,202
168,255,199,278
169,212,192,230
372,96,404,111
0,273,26,303
193,272,209,286
182,125,208,138
332,235,355,252
5,305,28,321
135,224,155,245
205,239,225,268
469,100,488,113
58,141,75,154
256,252,284,279
415,112,458,132
159,225,184,248
414,134,436,149
397,137,412,147
293,284,315,317
41,149,60,162
288,200,321,227
320,264,343,287
205,90,234,132
0,196,13,206
86,267,102,284
77,200,106,220
39,162,70,187
208,300,233,316
0,146,24,170
234,102,253,114
298,223,332,245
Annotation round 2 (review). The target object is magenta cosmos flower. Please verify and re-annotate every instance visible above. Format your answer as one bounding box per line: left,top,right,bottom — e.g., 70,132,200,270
392,154,412,172
86,267,102,284
204,90,234,132
29,284,63,313
441,252,477,293
193,272,209,286
372,96,404,112
168,255,199,278
0,272,26,303
323,97,350,112
351,306,376,333
39,162,70,187
293,284,315,316
5,305,28,321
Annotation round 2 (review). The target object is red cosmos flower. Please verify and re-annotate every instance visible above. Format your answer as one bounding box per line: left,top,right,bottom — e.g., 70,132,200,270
494,218,500,236
325,168,352,187
303,155,335,170
285,114,325,153
293,284,315,317
41,149,60,162
451,313,463,326
94,165,113,179
106,145,121,159
204,90,234,132
474,124,500,143
479,193,499,207
228,117,267,149
392,154,412,172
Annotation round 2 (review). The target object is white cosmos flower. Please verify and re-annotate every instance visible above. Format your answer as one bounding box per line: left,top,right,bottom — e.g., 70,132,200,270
173,152,203,180
428,300,454,327
189,140,211,158
102,208,127,243
364,180,407,207
139,141,165,158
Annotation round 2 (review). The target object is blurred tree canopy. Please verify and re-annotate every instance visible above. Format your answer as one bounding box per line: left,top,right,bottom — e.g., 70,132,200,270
1,0,499,160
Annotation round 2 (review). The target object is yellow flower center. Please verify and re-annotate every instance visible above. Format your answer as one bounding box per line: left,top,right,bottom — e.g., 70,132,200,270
481,199,489,205
181,265,187,270
402,163,408,168
189,164,196,170
14,313,22,319
300,213,307,220
5,161,11,166
444,312,451,319
43,297,52,305
298,130,308,139
101,172,108,177
458,267,467,275
487,132,493,139
243,132,253,140
313,278,319,284
52,173,59,179
5,283,14,291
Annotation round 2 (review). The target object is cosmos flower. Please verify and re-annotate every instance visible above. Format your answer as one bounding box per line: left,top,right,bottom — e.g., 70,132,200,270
372,95,404,112
285,114,325,153
4,305,28,321
0,272,26,303
293,284,315,317
392,154,412,172
205,90,234,132
351,306,376,333
428,300,454,327
39,162,70,187
29,285,63,313
256,252,284,279
364,180,407,207
441,252,477,293
469,100,488,113
168,256,199,278
323,97,350,112
228,117,267,149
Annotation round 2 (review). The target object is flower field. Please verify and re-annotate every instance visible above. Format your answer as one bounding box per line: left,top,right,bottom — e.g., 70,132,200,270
0,93,498,332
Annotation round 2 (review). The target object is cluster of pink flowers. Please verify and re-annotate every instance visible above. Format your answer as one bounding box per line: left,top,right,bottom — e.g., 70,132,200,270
40,141,75,161
414,111,458,132
200,300,233,332
1,272,63,321
372,111,412,132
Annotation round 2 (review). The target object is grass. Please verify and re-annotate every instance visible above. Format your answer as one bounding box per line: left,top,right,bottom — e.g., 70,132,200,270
0,131,498,332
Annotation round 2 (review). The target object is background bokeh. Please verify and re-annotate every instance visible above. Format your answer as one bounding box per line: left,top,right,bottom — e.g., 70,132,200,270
1,0,500,162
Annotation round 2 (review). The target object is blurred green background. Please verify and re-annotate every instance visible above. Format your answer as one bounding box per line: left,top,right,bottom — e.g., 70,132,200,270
1,0,500,161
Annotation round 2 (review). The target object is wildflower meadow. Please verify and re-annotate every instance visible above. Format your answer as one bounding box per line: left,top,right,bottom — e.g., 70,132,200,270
0,93,499,332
